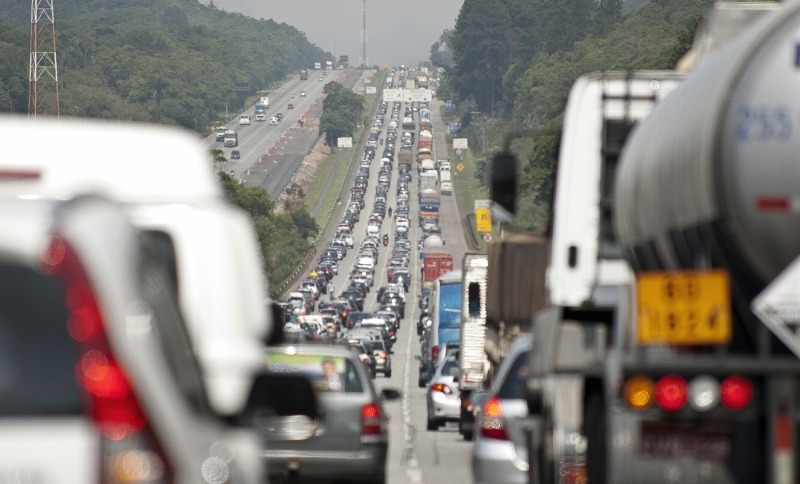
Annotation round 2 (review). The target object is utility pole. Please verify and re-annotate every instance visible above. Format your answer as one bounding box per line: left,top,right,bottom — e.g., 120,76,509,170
28,0,60,117
471,111,487,155
360,0,367,67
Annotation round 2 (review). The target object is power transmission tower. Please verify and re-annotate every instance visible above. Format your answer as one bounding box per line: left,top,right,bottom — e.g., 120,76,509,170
360,0,367,67
28,0,60,117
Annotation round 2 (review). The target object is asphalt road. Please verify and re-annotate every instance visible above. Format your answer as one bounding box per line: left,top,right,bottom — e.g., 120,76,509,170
201,68,363,201
290,69,473,483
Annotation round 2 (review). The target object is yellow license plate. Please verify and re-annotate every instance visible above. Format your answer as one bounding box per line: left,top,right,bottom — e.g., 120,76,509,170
637,269,732,345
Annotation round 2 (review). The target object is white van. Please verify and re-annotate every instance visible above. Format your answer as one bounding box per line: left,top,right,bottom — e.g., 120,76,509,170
239,114,251,125
0,117,270,418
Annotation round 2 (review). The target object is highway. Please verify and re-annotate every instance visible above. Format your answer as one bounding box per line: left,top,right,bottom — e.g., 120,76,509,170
286,67,474,484
201,68,362,201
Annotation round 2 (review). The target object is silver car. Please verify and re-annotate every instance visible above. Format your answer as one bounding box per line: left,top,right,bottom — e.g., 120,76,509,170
0,196,261,483
252,344,400,483
472,336,532,484
426,356,462,430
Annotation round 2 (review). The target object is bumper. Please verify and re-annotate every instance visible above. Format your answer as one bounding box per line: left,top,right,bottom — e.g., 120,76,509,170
429,393,460,420
264,444,387,482
472,438,528,484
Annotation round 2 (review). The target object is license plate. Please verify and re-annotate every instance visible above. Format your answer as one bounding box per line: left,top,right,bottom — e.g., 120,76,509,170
637,270,732,345
640,422,731,461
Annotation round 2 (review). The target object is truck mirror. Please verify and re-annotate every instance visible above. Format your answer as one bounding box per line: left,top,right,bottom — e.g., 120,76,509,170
491,152,517,215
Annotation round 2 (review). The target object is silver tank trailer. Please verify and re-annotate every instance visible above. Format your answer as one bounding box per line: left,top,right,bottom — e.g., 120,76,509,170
615,0,800,294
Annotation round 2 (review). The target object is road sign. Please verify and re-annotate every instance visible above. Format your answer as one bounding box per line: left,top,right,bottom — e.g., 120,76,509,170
456,149,463,156
636,269,731,345
753,256,800,358
337,137,352,148
474,200,492,233
483,233,492,242
453,138,469,150
456,162,465,172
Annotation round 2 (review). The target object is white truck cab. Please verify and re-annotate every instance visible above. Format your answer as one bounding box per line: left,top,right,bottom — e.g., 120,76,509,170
239,114,251,125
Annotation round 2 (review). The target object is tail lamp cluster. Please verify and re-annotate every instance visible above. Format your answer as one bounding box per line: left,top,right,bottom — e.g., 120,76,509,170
43,236,172,483
623,374,753,413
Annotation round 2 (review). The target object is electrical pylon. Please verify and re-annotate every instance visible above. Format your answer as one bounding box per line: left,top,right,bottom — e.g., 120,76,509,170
28,0,60,117
360,0,367,67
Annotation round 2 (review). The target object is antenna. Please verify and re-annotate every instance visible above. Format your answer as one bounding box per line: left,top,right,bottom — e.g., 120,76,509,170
28,0,60,117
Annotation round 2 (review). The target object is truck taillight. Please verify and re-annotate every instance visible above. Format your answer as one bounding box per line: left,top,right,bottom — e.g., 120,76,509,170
720,375,753,411
654,375,688,412
42,236,173,483
479,396,508,440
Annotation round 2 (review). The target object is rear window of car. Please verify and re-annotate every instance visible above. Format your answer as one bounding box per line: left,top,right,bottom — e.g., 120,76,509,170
0,263,83,415
497,349,529,400
266,352,364,394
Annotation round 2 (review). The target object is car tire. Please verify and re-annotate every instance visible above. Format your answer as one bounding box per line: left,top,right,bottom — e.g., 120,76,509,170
385,368,392,378
427,418,439,431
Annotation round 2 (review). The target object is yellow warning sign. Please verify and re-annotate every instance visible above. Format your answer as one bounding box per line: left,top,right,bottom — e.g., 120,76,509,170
475,208,492,233
456,162,465,172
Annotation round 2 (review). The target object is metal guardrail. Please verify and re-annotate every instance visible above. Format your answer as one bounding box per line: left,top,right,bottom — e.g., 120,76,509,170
464,212,481,250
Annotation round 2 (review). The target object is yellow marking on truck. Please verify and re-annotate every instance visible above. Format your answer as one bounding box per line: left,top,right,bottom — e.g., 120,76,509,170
637,269,732,345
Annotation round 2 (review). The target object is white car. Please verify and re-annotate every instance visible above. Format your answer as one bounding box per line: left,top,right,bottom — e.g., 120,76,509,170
239,114,251,125
300,91,307,97
426,356,461,430
395,217,410,229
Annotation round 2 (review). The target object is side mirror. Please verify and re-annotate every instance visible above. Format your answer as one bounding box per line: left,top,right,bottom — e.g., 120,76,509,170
381,388,402,401
491,152,518,215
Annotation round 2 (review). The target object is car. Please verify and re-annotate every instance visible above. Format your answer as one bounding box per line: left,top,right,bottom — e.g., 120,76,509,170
239,114,251,125
426,356,462,430
0,195,263,483
318,76,323,81
276,112,284,120
270,116,279,125
253,344,400,483
300,91,307,97
472,336,532,484
288,103,294,109
231,149,241,159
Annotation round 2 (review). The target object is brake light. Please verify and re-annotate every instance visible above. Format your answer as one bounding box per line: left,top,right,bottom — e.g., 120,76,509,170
431,345,439,363
361,402,385,442
431,383,452,395
480,396,508,440
655,375,688,412
42,236,172,482
721,375,753,411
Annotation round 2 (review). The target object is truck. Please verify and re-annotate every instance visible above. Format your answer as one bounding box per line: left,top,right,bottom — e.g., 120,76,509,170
314,62,321,70
419,169,438,194
418,130,433,151
421,250,454,288
419,269,462,386
418,192,440,226
325,60,333,70
299,69,308,80
215,126,226,142
259,96,269,108
458,252,489,440
398,149,414,168
223,130,238,147
601,5,800,482
490,71,684,482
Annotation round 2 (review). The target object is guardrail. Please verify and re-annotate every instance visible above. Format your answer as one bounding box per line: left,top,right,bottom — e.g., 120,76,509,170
464,212,481,250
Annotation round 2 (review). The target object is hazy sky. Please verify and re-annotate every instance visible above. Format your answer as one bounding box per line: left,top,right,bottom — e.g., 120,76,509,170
211,0,464,66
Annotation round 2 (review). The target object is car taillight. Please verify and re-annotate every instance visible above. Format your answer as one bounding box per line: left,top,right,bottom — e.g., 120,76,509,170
361,402,385,442
431,383,452,395
479,396,508,440
42,236,172,483
431,345,439,363
655,374,688,412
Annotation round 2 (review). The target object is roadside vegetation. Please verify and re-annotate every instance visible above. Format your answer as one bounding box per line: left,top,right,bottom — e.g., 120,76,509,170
436,0,713,230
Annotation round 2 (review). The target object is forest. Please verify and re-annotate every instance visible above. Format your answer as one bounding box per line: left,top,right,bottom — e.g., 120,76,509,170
440,0,717,230
0,0,326,131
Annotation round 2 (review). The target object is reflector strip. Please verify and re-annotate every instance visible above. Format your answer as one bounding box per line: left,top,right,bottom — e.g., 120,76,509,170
0,169,40,181
756,196,795,212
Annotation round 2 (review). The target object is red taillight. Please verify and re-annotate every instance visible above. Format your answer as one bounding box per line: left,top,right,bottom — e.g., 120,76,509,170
43,236,172,482
431,345,439,363
431,383,452,395
655,375,688,412
721,376,753,411
480,396,508,440
361,402,384,438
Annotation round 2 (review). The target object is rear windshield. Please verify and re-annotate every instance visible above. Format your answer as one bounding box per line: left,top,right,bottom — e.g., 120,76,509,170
266,353,364,393
497,350,529,400
0,263,83,415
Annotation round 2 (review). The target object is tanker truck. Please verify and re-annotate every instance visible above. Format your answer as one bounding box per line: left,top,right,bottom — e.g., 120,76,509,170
605,3,800,482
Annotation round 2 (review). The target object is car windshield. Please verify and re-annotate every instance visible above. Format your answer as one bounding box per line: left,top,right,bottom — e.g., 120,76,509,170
265,352,363,393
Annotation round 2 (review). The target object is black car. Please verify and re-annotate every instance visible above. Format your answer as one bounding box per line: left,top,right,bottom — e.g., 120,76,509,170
230,150,240,159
